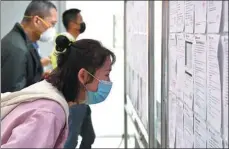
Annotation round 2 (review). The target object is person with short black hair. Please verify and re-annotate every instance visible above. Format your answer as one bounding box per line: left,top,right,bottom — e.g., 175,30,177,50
62,8,86,34
1,35,115,148
51,8,86,68
1,0,57,93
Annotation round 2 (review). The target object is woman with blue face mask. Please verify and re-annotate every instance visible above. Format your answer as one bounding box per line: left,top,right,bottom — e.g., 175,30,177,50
1,35,115,148
48,35,116,148
50,35,115,105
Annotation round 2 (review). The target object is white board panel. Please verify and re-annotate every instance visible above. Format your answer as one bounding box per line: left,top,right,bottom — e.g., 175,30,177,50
167,1,228,148
125,1,149,131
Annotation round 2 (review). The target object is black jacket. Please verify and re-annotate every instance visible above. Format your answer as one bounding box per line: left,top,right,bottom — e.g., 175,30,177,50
1,23,43,93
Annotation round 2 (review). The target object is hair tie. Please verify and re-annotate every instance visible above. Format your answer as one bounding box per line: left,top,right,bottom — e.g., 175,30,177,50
55,41,73,54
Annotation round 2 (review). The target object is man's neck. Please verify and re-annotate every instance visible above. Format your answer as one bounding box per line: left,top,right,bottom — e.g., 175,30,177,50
67,29,80,40
21,22,38,42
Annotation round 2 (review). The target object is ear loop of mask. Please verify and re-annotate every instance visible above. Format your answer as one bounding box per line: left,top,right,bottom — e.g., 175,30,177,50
82,70,99,90
87,70,112,85
24,16,50,28
24,16,51,37
85,70,100,82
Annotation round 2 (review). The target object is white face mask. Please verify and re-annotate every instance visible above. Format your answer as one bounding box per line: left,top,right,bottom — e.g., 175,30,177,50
39,27,56,42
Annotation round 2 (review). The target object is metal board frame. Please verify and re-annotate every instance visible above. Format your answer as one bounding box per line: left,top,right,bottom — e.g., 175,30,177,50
161,1,170,148
123,1,128,148
123,0,152,148
148,1,156,148
149,1,168,148
123,1,170,148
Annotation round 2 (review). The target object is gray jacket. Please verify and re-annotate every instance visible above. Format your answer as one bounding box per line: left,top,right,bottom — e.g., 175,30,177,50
1,23,43,93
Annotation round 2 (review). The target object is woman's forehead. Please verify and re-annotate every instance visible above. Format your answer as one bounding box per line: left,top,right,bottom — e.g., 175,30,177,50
103,57,112,69
96,57,112,72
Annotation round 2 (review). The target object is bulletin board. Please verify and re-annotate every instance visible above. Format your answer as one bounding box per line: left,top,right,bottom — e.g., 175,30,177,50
166,1,228,148
124,1,149,147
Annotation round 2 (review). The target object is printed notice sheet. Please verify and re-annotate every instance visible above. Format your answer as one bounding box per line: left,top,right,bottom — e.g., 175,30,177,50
207,1,223,33
185,1,194,33
169,91,176,148
169,34,177,90
206,34,221,133
221,35,228,142
184,31,194,110
195,1,207,33
183,105,194,148
207,125,223,148
184,73,193,110
185,34,195,74
194,35,207,120
194,115,207,148
223,1,228,32
169,1,177,33
176,99,184,148
176,1,185,32
176,33,185,102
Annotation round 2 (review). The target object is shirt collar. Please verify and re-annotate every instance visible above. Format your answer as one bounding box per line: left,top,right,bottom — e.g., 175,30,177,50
61,32,76,41
32,42,39,49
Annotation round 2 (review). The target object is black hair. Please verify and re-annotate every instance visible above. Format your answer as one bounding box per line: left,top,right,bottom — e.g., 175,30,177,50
62,9,81,30
46,35,116,102
23,0,57,22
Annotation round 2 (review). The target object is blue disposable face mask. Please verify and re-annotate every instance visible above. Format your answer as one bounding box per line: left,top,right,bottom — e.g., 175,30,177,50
85,71,113,104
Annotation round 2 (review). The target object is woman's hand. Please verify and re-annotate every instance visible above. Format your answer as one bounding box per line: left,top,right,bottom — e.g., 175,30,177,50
41,57,51,67
42,70,52,79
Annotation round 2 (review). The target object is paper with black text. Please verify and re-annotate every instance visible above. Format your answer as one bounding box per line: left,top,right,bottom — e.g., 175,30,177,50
169,34,177,90
183,105,194,148
176,1,185,32
195,1,207,33
207,125,223,148
176,99,184,148
207,1,223,33
221,35,228,142
176,33,185,103
185,34,195,74
194,114,207,148
185,1,194,33
184,34,194,110
184,73,193,109
169,1,177,33
194,35,207,120
223,1,228,32
206,34,221,133
168,91,176,148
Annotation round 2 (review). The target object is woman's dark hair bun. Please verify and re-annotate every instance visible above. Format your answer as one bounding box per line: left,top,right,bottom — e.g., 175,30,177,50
55,35,71,52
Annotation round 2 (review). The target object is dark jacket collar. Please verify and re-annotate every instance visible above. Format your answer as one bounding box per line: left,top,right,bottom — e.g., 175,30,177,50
13,23,33,45
12,23,42,73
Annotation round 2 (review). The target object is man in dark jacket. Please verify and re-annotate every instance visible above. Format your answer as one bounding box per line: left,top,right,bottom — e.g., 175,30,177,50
1,0,57,93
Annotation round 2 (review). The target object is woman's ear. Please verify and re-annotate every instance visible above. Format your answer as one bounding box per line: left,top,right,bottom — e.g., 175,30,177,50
78,68,89,85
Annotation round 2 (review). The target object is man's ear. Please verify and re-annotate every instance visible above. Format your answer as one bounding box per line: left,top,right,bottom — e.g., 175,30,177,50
33,16,41,27
78,68,89,85
70,21,80,29
69,21,74,27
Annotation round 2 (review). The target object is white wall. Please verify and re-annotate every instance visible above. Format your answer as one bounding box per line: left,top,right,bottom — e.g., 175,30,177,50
66,1,124,50
1,1,65,57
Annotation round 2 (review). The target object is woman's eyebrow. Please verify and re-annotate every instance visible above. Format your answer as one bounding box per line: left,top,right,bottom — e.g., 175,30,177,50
106,68,112,72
